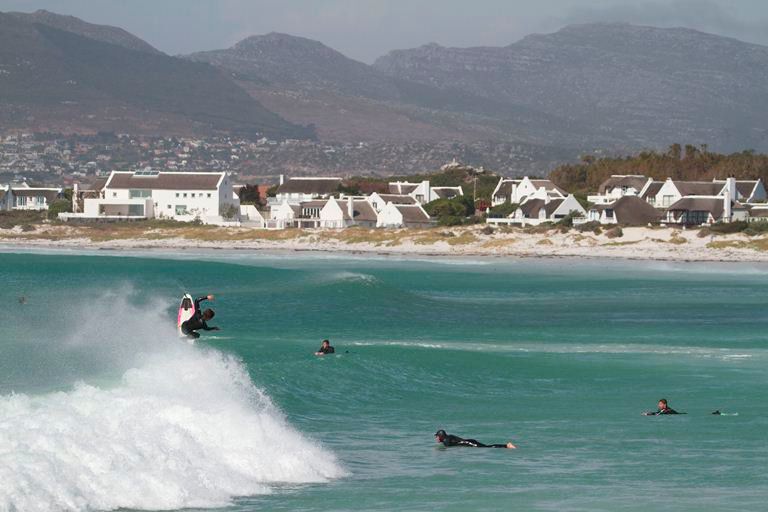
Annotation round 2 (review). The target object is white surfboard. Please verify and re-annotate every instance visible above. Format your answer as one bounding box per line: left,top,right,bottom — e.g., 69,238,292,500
177,293,195,337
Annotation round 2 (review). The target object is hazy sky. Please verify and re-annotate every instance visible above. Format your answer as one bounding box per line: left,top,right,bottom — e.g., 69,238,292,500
1,0,767,62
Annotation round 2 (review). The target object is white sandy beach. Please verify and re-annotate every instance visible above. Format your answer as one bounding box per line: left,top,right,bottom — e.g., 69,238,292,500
2,224,768,262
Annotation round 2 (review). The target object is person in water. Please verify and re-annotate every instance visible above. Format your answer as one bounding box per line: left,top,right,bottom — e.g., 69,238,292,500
181,294,219,339
434,430,516,449
642,398,683,415
315,339,335,356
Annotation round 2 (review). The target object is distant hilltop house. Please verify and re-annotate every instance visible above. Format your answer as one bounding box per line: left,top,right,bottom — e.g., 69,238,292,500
0,182,62,211
61,170,239,225
491,176,566,206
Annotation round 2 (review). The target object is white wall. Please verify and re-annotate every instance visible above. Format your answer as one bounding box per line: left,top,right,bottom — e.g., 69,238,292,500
376,203,404,227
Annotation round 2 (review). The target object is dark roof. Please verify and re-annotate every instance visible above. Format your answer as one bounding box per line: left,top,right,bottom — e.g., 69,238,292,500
431,187,462,199
396,205,431,222
107,172,222,190
734,181,757,198
747,206,768,217
667,197,724,219
529,179,567,196
598,175,648,195
277,178,341,195
352,201,378,222
674,181,723,196
389,183,418,194
592,196,663,225
377,194,417,205
87,178,108,192
640,181,663,200
494,179,519,198
299,200,328,208
519,199,544,217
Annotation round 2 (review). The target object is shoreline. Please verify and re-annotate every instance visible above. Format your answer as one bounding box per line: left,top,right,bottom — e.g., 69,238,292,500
3,224,768,263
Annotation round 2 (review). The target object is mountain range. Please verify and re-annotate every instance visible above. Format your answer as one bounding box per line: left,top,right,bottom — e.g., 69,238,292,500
2,10,768,164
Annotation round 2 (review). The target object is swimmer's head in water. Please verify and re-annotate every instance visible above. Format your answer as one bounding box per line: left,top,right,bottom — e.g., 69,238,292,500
658,399,668,409
321,339,330,347
434,429,446,441
203,309,215,320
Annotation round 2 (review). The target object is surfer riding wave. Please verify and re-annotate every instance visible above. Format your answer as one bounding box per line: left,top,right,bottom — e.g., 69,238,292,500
180,294,219,339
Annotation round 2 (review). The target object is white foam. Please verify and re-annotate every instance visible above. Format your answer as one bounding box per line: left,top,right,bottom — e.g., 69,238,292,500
0,294,345,511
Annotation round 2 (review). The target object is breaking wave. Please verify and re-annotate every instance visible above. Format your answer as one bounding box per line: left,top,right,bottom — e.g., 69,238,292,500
0,292,345,511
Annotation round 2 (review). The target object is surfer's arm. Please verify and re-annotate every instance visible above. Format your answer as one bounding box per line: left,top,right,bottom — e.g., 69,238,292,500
200,321,219,331
194,295,214,310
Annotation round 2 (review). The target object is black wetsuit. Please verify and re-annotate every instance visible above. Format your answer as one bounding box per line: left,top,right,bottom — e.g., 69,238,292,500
646,407,681,415
317,345,335,354
440,434,508,448
181,296,214,339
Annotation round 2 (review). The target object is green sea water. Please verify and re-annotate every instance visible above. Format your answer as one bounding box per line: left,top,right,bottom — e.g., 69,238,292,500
1,248,767,511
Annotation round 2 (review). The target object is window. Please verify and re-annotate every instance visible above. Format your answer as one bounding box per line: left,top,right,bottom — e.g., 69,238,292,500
191,193,196,198
175,205,188,215
36,195,45,205
112,192,117,198
167,205,171,209
207,193,211,198
128,204,144,216
183,193,187,198
15,196,27,206
175,193,179,198
662,195,674,206
129,189,151,199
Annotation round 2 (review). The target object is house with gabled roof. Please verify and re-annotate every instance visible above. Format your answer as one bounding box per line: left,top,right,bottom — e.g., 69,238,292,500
367,192,417,212
272,176,342,206
377,203,434,228
507,195,585,226
588,175,654,205
491,176,566,206
665,195,748,225
586,196,664,225
388,180,463,205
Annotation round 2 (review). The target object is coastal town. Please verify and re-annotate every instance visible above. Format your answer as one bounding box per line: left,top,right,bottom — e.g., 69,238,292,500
3,152,768,232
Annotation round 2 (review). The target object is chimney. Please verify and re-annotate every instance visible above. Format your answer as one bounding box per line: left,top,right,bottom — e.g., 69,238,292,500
726,176,737,201
723,189,732,222
347,196,354,219
279,174,285,185
72,183,79,213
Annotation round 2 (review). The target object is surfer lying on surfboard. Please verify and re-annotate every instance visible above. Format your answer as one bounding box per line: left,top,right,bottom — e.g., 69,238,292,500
180,294,219,339
642,398,684,415
434,429,516,449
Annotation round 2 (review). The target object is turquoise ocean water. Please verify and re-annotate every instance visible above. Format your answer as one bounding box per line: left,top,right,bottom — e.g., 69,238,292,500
1,248,767,511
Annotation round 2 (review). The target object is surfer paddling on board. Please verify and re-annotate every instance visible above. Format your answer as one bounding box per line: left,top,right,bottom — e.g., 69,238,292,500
642,399,684,416
180,294,219,339
434,430,516,449
315,339,335,356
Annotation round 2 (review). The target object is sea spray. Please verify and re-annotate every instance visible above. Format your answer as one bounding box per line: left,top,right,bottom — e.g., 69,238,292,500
0,292,345,511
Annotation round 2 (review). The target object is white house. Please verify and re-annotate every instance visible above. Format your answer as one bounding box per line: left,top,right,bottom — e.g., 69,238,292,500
587,175,653,205
665,193,747,225
492,195,585,226
586,196,663,225
367,192,417,212
377,203,434,228
491,177,566,206
271,176,342,206
318,197,379,229
0,183,62,211
61,170,238,224
388,180,463,205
